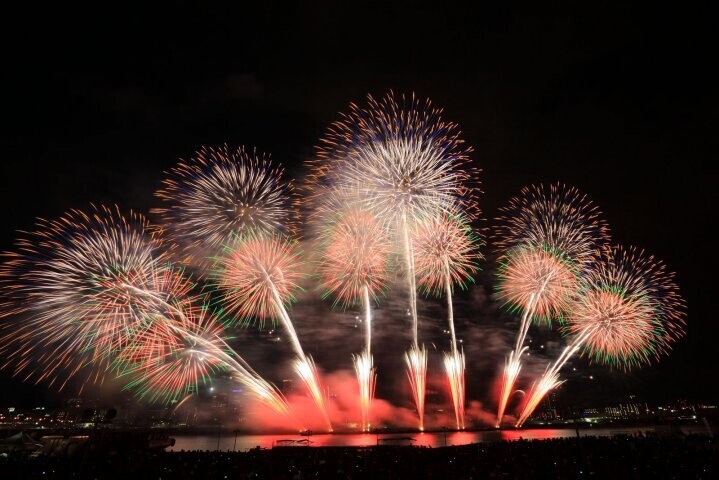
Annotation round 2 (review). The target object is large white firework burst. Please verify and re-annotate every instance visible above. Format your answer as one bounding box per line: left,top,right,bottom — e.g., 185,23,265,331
153,144,294,269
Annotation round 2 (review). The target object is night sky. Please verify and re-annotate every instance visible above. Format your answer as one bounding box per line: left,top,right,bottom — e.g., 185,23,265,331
1,4,716,410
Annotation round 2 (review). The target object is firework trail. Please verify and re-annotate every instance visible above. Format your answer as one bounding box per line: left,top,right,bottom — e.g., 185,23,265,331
153,144,294,270
216,232,332,431
413,214,482,429
116,305,229,404
494,184,608,427
310,92,477,429
317,207,391,431
117,284,289,414
515,246,686,426
0,206,288,413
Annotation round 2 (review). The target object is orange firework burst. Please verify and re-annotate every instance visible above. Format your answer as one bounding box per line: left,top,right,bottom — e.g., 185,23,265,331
566,245,686,370
317,208,392,307
215,232,303,326
153,144,294,269
0,205,182,388
412,214,482,297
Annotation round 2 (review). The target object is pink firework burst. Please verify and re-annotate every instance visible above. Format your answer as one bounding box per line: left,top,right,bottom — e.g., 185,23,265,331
495,183,609,324
215,232,303,326
412,214,482,297
496,245,579,324
317,208,392,307
566,245,686,370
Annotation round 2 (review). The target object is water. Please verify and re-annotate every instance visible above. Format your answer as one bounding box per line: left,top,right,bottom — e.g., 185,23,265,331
167,424,706,452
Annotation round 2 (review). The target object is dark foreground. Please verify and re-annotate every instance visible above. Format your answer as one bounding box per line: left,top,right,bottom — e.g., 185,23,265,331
1,434,716,479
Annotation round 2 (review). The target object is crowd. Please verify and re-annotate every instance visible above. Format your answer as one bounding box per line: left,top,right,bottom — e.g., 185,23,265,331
1,433,716,479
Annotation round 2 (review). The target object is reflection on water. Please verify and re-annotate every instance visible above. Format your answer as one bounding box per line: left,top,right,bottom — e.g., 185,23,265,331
167,425,704,452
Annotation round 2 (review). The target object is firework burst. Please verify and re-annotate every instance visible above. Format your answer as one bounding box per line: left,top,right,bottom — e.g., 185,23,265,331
153,144,294,269
494,184,608,427
494,183,609,272
568,245,686,369
115,296,289,414
311,92,477,227
495,183,609,324
317,207,392,309
515,246,686,427
413,214,482,302
215,232,303,328
216,232,332,430
0,206,175,388
0,206,288,414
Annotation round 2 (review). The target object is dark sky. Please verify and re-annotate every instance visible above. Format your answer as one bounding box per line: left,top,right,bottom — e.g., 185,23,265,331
1,4,716,409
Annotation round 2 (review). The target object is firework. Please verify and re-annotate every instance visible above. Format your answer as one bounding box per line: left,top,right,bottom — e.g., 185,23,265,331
566,246,686,369
0,206,174,388
413,214,481,429
413,214,482,347
153,144,294,269
116,292,289,414
443,349,466,429
317,207,392,310
494,183,609,273
311,92,477,227
317,207,391,431
216,232,332,431
310,92,478,430
494,184,608,427
215,232,303,328
515,246,686,426
353,350,377,432
405,345,428,431
497,245,579,323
